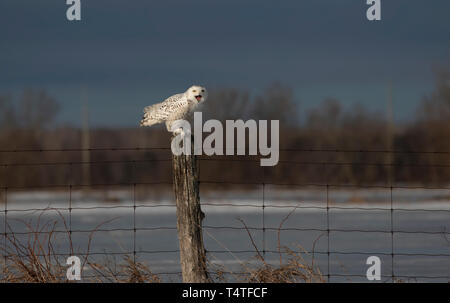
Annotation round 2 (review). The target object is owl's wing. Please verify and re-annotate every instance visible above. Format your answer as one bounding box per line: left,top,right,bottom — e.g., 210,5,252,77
140,93,185,126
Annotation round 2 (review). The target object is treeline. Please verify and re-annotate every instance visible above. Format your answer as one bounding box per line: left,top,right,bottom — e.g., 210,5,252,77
0,73,449,190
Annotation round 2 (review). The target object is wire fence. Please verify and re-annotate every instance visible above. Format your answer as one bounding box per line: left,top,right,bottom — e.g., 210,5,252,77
0,147,450,282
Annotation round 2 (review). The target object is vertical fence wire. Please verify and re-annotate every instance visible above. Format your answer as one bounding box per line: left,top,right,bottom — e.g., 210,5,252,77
261,166,266,258
69,184,72,256
326,183,330,282
68,163,73,256
3,191,6,268
323,159,331,282
3,188,6,268
390,186,395,282
3,165,7,268
262,182,266,258
69,185,72,234
132,161,137,263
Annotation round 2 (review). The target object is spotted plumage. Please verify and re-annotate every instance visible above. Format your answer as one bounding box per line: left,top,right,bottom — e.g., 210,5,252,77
140,85,207,132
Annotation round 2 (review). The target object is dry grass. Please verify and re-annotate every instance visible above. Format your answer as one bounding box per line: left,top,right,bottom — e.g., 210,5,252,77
1,207,325,283
0,210,71,282
233,208,325,283
87,255,161,283
241,245,325,283
0,209,160,283
205,208,325,283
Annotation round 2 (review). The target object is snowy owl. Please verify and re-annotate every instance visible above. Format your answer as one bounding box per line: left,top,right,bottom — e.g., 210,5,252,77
140,85,207,133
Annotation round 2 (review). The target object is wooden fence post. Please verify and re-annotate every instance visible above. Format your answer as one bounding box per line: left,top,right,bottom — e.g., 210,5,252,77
172,136,210,282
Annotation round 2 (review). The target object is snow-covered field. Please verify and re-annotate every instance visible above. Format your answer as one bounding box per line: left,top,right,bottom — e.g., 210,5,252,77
1,188,449,282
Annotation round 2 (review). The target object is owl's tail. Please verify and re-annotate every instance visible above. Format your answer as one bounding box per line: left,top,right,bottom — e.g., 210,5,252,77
140,116,159,127
140,104,163,127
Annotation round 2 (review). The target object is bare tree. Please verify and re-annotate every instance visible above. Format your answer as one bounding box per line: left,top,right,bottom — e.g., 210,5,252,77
18,89,60,130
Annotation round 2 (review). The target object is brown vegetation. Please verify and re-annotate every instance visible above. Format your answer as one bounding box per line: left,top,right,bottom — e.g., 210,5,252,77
0,209,324,283
0,70,449,191
0,211,161,283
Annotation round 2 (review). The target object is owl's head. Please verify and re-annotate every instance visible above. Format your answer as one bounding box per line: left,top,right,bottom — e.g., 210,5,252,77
185,85,207,104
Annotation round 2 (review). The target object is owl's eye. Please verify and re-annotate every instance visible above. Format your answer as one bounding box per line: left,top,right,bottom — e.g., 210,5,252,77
193,90,196,93
202,89,205,92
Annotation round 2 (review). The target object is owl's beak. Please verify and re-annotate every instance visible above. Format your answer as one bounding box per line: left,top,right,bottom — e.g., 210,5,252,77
195,95,202,101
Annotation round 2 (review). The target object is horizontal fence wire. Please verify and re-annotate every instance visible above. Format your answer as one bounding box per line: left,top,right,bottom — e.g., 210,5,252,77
1,159,450,169
1,181,450,190
0,146,450,154
0,147,449,282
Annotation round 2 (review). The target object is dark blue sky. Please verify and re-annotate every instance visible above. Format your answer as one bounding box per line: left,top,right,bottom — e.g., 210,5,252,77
1,0,449,126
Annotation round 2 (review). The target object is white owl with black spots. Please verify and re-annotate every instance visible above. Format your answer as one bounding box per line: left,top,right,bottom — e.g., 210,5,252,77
140,85,207,133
